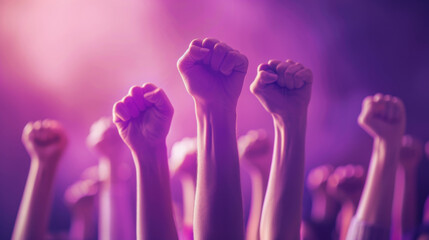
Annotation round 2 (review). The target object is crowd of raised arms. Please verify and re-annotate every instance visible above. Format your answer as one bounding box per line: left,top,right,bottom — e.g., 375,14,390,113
11,38,429,240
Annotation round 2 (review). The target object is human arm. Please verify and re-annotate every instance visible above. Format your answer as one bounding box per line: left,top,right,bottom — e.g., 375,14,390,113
12,120,67,240
87,117,134,240
250,59,313,240
113,83,177,240
346,94,406,240
177,38,248,240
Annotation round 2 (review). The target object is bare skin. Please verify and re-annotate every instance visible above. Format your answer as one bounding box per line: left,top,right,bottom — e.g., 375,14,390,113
169,137,197,240
238,129,272,240
347,94,406,239
12,120,68,240
398,135,423,235
87,117,134,240
327,165,365,240
113,83,177,240
178,38,248,240
64,179,98,240
307,165,339,223
250,59,313,240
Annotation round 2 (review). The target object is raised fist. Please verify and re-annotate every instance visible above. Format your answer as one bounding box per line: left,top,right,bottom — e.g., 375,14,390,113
399,135,423,170
177,38,248,108
65,179,99,213
358,94,406,141
112,83,174,151
250,59,313,120
169,137,197,179
306,165,334,194
87,117,125,159
238,129,272,173
327,165,365,204
22,119,68,162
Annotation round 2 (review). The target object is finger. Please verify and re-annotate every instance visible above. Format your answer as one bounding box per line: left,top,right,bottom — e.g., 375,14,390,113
391,97,401,121
202,38,220,65
140,83,159,107
250,72,273,95
231,52,248,74
33,120,42,130
42,119,54,128
113,101,130,122
124,96,140,118
386,99,395,121
190,38,203,47
22,122,34,142
268,60,282,70
177,39,210,72
257,63,271,72
202,38,220,50
249,78,262,95
219,50,238,75
383,95,392,120
285,63,304,89
294,68,313,86
144,88,174,116
130,86,146,111
276,61,294,88
259,70,278,84
373,93,383,102
211,42,232,72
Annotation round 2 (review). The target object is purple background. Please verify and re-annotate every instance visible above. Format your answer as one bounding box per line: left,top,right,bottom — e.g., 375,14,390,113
1,0,428,238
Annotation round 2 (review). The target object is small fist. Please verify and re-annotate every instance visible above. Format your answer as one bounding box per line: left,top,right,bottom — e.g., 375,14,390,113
306,165,334,194
250,59,313,120
64,179,99,213
238,129,272,173
113,83,174,150
177,38,248,107
327,165,365,204
87,117,126,159
358,94,406,141
22,119,68,162
169,137,197,179
399,135,423,170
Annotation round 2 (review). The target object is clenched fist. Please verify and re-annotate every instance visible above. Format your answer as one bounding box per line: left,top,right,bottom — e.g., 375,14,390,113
250,59,313,121
112,83,174,151
358,94,406,141
238,129,272,173
22,119,68,162
169,137,197,178
87,117,125,159
327,165,365,203
177,38,248,108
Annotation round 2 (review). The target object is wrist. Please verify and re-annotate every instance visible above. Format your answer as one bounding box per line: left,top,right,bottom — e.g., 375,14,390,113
32,157,60,172
273,113,307,133
194,100,237,116
131,142,169,170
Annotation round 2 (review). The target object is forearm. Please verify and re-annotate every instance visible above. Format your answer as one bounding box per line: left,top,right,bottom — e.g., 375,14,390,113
181,176,195,227
246,171,268,240
12,160,58,240
401,168,418,233
337,201,357,240
194,103,244,240
355,138,400,227
260,116,307,240
99,159,134,240
132,144,178,240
